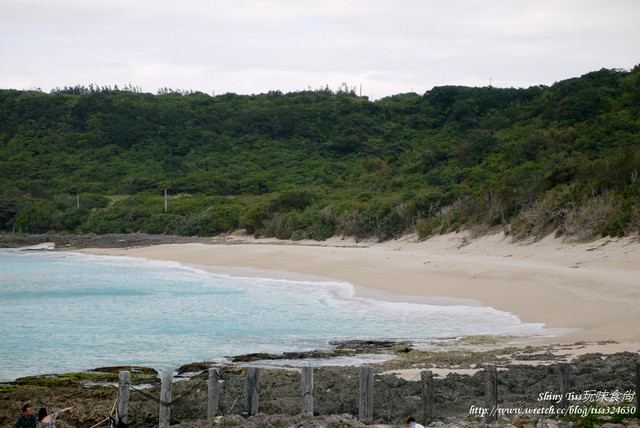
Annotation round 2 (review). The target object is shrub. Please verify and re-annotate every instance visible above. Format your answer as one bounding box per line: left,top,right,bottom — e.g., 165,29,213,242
84,210,127,234
168,195,215,216
182,205,241,236
301,208,335,241
378,209,405,240
275,212,301,239
512,185,574,239
239,204,268,233
142,213,186,235
269,190,314,212
561,193,620,240
335,209,362,237
83,193,110,209
204,205,241,233
416,216,442,239
61,207,89,232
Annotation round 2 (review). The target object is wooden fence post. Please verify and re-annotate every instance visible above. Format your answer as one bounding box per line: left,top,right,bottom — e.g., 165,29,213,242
359,367,374,422
485,365,498,423
422,370,434,426
301,367,314,416
208,368,221,419
116,371,130,426
159,370,173,428
246,367,260,416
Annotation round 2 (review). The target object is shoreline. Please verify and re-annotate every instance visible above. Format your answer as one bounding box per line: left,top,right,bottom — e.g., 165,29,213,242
73,231,640,349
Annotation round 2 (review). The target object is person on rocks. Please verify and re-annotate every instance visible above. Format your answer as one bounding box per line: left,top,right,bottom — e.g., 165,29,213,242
407,417,425,428
37,406,72,428
13,404,37,428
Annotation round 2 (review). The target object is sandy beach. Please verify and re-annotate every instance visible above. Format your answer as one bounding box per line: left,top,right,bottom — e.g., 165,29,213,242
80,232,640,349
3,232,640,427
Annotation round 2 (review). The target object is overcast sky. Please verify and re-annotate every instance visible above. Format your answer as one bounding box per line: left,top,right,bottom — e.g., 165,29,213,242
1,0,639,99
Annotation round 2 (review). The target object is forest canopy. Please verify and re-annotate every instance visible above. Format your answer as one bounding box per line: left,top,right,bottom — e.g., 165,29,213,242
1,67,639,241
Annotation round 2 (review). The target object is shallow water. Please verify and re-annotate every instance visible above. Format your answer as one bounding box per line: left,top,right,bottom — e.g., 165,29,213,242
0,249,546,381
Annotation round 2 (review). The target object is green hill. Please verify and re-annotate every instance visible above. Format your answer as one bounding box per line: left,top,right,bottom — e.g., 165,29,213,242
1,67,639,241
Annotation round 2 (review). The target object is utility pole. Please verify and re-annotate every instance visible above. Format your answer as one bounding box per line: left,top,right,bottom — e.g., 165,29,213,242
164,189,168,213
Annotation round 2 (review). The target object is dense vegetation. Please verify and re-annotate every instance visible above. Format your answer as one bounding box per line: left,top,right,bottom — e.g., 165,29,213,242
1,67,639,241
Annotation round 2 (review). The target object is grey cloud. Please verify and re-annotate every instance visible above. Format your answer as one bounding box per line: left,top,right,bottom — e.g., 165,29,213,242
1,0,638,97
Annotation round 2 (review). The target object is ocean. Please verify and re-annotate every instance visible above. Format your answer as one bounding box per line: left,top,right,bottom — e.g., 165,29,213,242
0,248,547,381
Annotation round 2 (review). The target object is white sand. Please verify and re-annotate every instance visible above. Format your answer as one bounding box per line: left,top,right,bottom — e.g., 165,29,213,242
80,232,640,350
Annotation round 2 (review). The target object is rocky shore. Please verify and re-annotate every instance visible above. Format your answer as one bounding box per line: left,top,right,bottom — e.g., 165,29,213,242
0,232,217,249
1,343,639,428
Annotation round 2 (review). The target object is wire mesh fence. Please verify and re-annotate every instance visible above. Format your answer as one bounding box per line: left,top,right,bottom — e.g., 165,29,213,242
114,358,639,427
373,368,424,423
314,366,360,417
169,377,209,423
248,367,301,415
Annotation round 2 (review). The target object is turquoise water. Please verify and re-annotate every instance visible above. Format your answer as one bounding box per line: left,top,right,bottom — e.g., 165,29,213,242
0,249,546,381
